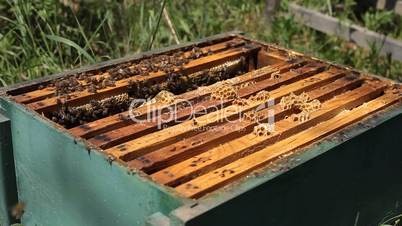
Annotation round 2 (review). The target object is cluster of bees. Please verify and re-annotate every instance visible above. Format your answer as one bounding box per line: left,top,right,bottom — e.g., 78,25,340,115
49,57,245,127
46,38,245,128
126,59,244,101
191,58,245,91
49,94,131,128
49,76,82,96
127,79,163,100
45,46,211,97
280,92,321,123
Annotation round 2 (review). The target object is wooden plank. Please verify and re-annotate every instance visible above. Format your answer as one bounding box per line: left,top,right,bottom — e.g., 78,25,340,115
69,61,303,139
289,3,402,62
175,91,402,198
128,76,364,173
104,64,330,160
3,32,243,96
27,45,254,112
397,1,402,15
90,99,227,149
376,0,402,14
265,0,282,20
376,0,388,9
91,63,328,149
258,51,287,65
151,82,386,186
13,39,246,104
27,45,261,113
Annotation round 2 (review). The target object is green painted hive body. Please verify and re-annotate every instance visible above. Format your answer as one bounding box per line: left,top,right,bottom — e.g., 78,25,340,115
0,33,402,226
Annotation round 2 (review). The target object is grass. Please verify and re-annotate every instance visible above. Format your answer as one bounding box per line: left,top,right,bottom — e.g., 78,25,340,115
0,0,401,88
294,0,402,40
379,214,402,226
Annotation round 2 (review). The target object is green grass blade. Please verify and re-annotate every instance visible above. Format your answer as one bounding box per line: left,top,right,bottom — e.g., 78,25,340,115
46,34,95,63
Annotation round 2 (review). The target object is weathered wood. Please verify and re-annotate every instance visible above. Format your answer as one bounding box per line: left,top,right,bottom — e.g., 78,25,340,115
376,0,402,15
397,1,402,15
28,45,261,113
104,64,329,160
69,61,303,139
151,82,386,186
3,32,243,96
13,39,246,104
175,92,402,198
289,3,402,62
128,75,364,173
90,99,227,149
265,0,282,22
91,63,327,149
3,32,402,202
258,51,288,65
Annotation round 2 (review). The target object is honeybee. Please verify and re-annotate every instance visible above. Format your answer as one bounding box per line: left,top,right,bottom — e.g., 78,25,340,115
11,202,25,220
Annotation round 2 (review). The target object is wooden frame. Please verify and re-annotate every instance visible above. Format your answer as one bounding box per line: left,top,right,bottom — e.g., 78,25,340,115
1,32,402,225
289,3,402,62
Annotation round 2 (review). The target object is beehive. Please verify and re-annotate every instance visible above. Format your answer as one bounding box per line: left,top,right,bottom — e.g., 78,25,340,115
1,32,402,226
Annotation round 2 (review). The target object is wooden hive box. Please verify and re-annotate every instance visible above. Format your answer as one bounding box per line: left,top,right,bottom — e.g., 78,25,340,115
1,32,402,226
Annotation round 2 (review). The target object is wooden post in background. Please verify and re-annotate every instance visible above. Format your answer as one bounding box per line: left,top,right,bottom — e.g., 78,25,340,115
356,0,402,15
265,0,281,26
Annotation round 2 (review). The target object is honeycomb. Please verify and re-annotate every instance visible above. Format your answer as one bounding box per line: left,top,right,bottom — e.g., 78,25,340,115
299,99,321,113
50,93,131,126
280,93,322,123
153,90,176,105
210,58,244,73
233,98,250,106
75,93,130,112
249,90,271,102
211,82,239,100
243,110,264,122
237,81,256,89
280,92,311,110
290,111,311,123
253,123,273,136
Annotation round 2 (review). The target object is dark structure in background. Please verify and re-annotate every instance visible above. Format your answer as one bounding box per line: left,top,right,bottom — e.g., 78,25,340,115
0,115,18,225
264,0,402,17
